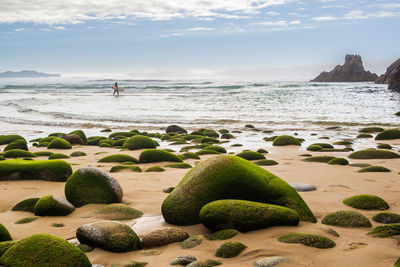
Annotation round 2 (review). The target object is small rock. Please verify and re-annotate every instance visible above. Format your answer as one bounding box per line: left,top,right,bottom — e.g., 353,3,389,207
141,227,189,248
170,255,197,265
186,259,222,267
253,256,291,267
289,183,316,192
179,235,203,249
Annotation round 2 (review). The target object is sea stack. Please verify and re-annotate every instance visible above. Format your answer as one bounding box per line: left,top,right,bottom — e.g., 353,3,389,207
311,54,378,82
375,58,400,91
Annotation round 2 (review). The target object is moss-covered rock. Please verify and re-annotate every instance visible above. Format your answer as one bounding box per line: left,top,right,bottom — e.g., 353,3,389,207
48,153,70,160
98,154,139,163
255,159,278,166
68,130,87,143
372,212,400,224
236,151,265,160
199,199,299,232
327,157,349,165
37,142,50,147
121,135,157,150
70,151,87,157
367,224,400,238
139,149,182,163
166,125,187,134
34,195,75,216
278,232,335,249
180,152,200,160
165,163,192,169
87,136,107,146
179,235,203,249
0,234,91,267
145,166,165,172
76,221,142,252
11,198,39,212
111,260,148,267
47,138,72,149
110,165,142,173
99,142,112,148
334,140,353,146
109,132,137,140
3,139,28,152
0,135,25,145
65,167,123,207
203,145,226,153
356,133,373,138
141,227,189,248
99,139,114,146
312,143,334,148
359,127,384,133
101,128,112,132
3,149,36,158
221,133,234,139
307,145,323,151
209,229,239,240
186,259,222,267
203,130,219,138
375,129,400,140
92,204,143,220
358,166,391,172
33,151,53,157
272,135,301,146
0,241,16,257
303,156,335,163
0,159,72,181
215,241,247,258
0,224,12,242
39,136,58,143
349,163,371,168
376,143,392,150
343,194,389,210
196,149,220,155
321,210,372,227
65,134,84,145
15,217,38,224
162,155,316,225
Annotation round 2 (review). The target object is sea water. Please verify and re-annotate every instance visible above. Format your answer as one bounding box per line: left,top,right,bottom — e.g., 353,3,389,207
0,78,399,139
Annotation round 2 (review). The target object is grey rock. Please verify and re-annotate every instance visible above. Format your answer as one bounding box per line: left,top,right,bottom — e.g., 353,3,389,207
170,255,197,265
253,256,291,267
76,221,142,252
311,54,378,82
376,58,400,91
289,183,316,192
141,227,189,248
186,260,222,267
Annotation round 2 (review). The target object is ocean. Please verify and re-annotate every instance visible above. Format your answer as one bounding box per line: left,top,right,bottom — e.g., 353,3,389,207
0,78,399,140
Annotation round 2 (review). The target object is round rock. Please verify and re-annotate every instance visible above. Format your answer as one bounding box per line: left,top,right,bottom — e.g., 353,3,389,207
253,256,291,267
289,183,316,192
140,227,189,248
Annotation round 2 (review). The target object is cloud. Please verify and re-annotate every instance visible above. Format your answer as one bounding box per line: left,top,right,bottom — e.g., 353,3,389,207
266,11,280,16
13,28,24,32
253,20,289,26
311,16,338,21
187,27,214,31
53,26,66,30
383,4,400,8
0,0,292,25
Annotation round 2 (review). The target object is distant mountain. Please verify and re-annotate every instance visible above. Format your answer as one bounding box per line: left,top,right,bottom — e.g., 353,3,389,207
311,55,378,82
375,58,400,91
0,70,61,78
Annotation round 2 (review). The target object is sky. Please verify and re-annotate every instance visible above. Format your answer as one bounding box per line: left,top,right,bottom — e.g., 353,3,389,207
0,0,399,80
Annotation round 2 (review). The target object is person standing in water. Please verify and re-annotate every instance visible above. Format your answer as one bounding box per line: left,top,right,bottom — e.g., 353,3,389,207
113,82,119,97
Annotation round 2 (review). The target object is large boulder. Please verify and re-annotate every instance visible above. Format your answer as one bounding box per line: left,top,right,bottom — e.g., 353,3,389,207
76,221,142,252
0,223,12,242
199,199,299,232
0,159,72,181
348,149,400,159
68,130,87,143
139,149,182,163
3,139,28,151
34,195,75,216
65,167,123,207
0,135,25,145
161,155,316,225
0,234,91,266
375,129,400,140
375,58,400,91
47,138,72,149
3,149,36,158
0,241,16,257
311,54,378,82
122,135,157,150
166,125,187,134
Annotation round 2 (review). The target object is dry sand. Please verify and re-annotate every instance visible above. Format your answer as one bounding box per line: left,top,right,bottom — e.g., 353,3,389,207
0,133,399,267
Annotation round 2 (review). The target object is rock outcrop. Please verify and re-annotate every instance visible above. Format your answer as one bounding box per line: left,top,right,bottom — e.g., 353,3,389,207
375,58,400,91
311,55,378,82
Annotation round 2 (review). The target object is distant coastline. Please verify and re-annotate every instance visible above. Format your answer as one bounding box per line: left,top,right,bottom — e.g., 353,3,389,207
0,70,61,78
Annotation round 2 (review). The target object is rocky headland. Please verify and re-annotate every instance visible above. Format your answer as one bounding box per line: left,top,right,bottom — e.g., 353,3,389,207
311,54,378,82
375,58,400,91
0,70,60,78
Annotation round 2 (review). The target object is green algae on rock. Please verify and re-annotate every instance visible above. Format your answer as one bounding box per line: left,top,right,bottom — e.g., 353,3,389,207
48,153,70,160
110,165,142,173
11,198,39,212
92,203,143,220
34,195,75,216
179,235,203,249
65,167,123,207
376,143,392,149
0,241,16,257
145,166,165,172
306,145,323,151
33,151,53,157
166,125,188,134
215,241,247,258
272,135,301,146
70,151,87,157
0,234,91,267
77,221,142,252
196,149,220,155
139,149,182,163
375,129,400,140
47,138,72,149
255,159,278,166
236,151,265,160
165,163,192,169
141,227,189,248
0,224,12,242
349,149,400,159
122,135,157,150
356,133,373,138
359,127,384,133
209,229,239,240
162,155,316,225
372,212,400,224
180,152,200,160
343,194,389,210
98,154,139,163
278,232,335,249
303,156,335,163
367,224,400,238
3,139,28,152
203,145,226,153
358,166,391,172
328,157,349,165
3,149,36,158
0,159,72,181
15,217,38,224
68,130,87,143
199,199,299,232
321,210,372,228
0,135,25,145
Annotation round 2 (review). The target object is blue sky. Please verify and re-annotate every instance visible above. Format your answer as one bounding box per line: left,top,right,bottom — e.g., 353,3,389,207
0,0,399,79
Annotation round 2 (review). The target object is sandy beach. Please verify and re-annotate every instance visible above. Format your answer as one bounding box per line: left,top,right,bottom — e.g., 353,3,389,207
0,127,399,267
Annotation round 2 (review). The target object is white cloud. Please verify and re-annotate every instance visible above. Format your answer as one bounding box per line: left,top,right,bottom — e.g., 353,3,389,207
266,11,280,16
345,10,368,19
290,20,301,24
311,16,337,21
187,27,214,31
383,4,400,8
53,26,66,30
253,20,288,26
13,28,24,32
0,0,292,25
